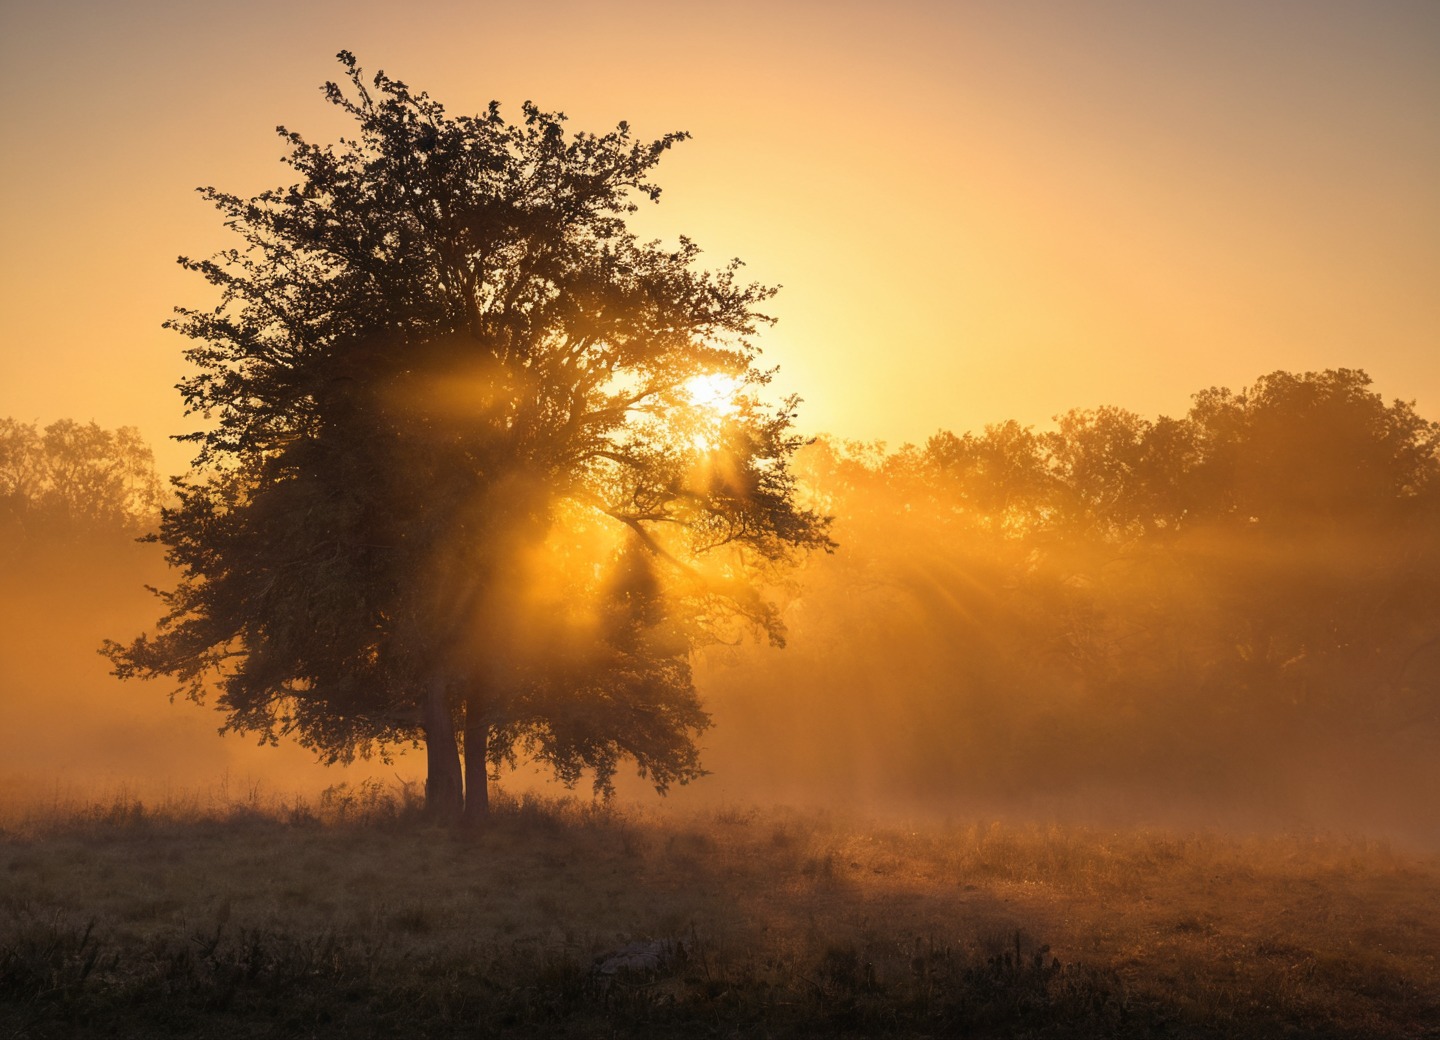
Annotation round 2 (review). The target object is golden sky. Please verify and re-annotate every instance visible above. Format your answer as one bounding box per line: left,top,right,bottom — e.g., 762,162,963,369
3,0,1437,475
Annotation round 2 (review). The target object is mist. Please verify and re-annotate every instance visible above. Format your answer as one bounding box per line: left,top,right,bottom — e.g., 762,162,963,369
683,489,1440,839
679,376,1440,843
0,532,404,807
5,369,1436,845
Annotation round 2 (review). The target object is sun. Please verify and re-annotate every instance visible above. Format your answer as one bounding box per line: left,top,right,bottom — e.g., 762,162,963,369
682,373,742,418
678,373,743,452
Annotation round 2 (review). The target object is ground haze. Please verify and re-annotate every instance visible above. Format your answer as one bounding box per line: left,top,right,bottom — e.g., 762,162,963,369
4,368,1438,1034
2,790,1436,1038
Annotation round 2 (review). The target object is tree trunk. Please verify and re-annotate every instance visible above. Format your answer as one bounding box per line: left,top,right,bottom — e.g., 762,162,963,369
422,673,464,821
462,706,490,825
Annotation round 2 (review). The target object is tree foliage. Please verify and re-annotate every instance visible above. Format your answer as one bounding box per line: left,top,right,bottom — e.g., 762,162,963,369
105,53,831,817
0,418,162,546
725,369,1440,809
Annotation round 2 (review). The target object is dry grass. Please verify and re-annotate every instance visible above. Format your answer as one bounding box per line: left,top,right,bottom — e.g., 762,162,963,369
2,785,1437,1038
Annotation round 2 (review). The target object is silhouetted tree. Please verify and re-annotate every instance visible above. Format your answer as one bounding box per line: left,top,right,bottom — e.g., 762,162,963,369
104,53,831,821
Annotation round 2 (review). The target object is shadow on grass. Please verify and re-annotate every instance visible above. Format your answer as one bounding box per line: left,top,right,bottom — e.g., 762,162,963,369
1,790,1428,1038
1,911,1146,1039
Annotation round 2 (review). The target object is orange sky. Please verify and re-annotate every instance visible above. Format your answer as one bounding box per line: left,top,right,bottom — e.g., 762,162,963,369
2,0,1437,476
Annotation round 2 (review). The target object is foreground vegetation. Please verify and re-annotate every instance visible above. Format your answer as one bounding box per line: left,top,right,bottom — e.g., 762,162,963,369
2,787,1436,1038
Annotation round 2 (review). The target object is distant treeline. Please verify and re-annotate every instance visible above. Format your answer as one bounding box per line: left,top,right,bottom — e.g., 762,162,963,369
0,418,162,546
7,370,1439,825
704,368,1440,819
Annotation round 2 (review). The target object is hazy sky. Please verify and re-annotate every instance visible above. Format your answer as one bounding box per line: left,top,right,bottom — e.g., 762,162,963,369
3,0,1437,475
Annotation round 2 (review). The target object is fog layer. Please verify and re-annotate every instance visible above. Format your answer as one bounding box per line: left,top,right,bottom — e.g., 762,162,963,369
4,371,1438,839
683,371,1440,839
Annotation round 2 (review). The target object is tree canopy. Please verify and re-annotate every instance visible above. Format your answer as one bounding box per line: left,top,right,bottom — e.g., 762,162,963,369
105,53,831,820
711,368,1440,813
0,418,162,546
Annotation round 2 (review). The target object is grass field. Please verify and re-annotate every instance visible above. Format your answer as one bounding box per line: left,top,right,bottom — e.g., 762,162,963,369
2,784,1437,1038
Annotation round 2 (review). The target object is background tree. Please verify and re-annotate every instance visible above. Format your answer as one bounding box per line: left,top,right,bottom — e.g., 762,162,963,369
0,418,162,547
105,53,831,821
703,369,1439,822
1172,369,1440,731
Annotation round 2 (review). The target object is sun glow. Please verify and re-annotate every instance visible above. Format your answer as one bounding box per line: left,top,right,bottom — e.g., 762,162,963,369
683,373,742,418
679,372,744,453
